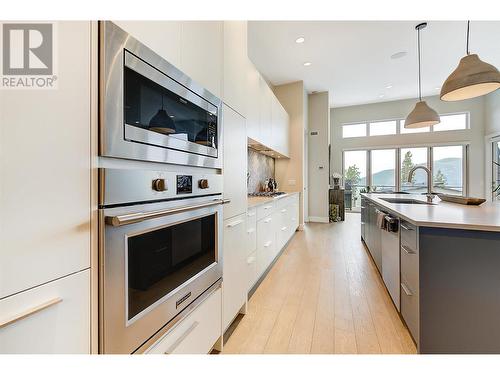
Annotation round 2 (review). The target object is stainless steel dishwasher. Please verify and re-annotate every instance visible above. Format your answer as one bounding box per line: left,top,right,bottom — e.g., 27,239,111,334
381,215,400,311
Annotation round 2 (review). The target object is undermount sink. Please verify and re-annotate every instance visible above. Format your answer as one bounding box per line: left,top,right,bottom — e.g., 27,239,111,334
380,197,434,205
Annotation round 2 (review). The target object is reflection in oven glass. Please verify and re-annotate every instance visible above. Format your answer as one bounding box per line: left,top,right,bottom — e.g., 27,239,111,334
127,213,216,320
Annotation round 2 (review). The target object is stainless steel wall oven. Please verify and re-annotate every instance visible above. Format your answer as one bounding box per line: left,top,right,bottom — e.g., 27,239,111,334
99,168,225,353
99,21,222,168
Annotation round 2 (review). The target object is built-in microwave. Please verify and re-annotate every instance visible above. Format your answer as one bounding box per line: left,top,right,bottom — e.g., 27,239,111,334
99,21,222,169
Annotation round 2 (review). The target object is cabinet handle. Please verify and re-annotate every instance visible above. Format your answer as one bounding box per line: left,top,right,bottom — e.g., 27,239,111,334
247,256,256,264
264,206,272,210
281,226,287,231
247,228,255,234
281,209,287,213
264,218,272,223
401,245,415,255
0,297,63,329
401,223,413,231
264,241,272,248
247,211,256,217
401,282,413,296
227,219,244,228
164,321,200,354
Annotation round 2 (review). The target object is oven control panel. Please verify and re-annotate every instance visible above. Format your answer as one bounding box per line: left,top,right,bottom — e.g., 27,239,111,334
176,175,193,194
99,168,223,207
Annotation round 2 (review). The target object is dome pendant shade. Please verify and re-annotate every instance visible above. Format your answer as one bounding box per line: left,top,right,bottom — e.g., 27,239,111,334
440,54,500,101
404,101,440,129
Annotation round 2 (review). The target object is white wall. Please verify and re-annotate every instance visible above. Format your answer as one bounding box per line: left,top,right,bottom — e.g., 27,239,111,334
485,90,500,135
330,95,486,197
307,92,330,222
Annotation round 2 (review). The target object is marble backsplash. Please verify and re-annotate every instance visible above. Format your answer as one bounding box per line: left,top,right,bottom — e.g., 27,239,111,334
247,148,275,193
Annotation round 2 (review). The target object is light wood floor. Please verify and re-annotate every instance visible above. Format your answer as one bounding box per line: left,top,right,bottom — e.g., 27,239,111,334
222,213,417,354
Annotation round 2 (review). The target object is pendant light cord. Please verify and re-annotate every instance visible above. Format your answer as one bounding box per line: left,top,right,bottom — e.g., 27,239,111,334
417,26,422,102
466,20,470,55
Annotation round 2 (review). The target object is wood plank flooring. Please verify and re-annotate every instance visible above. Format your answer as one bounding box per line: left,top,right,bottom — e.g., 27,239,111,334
222,213,416,354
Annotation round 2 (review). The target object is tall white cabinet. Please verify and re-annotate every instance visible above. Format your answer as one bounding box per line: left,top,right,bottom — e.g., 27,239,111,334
0,21,91,353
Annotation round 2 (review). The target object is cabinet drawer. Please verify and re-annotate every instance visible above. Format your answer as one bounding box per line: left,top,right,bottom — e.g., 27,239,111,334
400,220,417,251
246,208,257,255
401,243,419,292
276,195,292,210
277,207,290,251
146,288,222,354
257,201,275,220
400,278,419,344
289,203,299,235
0,270,90,354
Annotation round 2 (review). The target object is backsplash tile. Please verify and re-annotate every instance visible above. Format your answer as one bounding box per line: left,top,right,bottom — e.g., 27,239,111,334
248,148,275,193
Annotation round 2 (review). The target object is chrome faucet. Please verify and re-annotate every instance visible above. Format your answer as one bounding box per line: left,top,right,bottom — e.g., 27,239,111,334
408,166,435,202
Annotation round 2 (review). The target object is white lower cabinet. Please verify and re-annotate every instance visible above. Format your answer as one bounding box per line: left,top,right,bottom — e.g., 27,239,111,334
257,214,276,278
0,269,90,354
222,214,248,330
146,288,222,354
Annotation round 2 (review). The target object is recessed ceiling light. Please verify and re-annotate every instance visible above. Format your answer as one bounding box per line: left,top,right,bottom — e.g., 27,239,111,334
391,51,407,59
295,37,305,44
303,62,312,67
386,84,393,89
435,87,441,90
379,94,385,98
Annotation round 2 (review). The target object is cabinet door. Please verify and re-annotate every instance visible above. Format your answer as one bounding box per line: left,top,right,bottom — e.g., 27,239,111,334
0,270,90,354
181,21,223,98
223,214,247,330
271,97,290,157
0,21,91,298
246,62,261,141
259,77,273,148
276,206,290,251
223,105,247,220
257,216,275,277
223,21,247,117
114,21,182,67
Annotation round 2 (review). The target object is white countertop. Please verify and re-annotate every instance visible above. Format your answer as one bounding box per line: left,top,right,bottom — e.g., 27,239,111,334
362,193,500,232
247,192,300,209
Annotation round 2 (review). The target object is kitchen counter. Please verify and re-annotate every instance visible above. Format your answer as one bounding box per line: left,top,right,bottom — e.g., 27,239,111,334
362,193,500,232
247,192,300,209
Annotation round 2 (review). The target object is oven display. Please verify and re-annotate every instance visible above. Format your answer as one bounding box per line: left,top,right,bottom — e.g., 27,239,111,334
177,175,192,194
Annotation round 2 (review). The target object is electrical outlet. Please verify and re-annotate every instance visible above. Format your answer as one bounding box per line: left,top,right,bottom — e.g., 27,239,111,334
288,179,296,186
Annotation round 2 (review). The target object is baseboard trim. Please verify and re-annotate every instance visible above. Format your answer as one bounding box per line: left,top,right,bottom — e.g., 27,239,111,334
308,216,329,223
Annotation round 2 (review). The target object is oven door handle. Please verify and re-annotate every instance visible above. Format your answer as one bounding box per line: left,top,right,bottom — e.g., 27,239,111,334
105,198,230,227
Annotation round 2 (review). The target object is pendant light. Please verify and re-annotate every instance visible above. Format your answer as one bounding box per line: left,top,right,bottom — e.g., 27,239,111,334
405,22,440,129
441,21,500,101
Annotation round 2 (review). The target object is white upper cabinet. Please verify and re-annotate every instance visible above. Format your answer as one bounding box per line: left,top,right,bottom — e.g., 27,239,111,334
259,77,273,146
0,21,91,299
246,61,261,142
181,21,223,98
114,21,182,67
223,21,248,117
223,105,248,220
271,97,290,157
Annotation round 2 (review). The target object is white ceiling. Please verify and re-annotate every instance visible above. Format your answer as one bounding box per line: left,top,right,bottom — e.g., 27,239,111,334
248,21,500,108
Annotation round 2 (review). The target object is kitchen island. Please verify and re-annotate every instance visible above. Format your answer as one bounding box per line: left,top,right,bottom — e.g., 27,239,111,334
361,193,500,354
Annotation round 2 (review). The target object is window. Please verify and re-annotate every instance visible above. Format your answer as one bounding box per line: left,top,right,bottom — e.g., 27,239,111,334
343,150,367,209
400,147,428,193
434,113,467,132
341,112,468,138
342,123,366,138
369,120,397,136
371,149,396,192
432,146,463,195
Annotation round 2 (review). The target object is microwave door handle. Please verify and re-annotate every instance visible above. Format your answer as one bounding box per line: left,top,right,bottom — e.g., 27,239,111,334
105,198,229,227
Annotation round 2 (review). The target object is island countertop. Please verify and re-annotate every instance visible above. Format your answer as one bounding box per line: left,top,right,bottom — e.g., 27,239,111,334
362,193,500,232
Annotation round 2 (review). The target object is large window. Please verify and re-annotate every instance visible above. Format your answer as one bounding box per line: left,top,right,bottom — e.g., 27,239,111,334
342,144,468,210
341,112,468,138
400,147,428,193
432,146,464,195
343,150,367,210
371,149,396,192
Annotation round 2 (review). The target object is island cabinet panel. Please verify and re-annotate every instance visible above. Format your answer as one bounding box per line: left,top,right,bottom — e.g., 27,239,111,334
419,227,500,354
